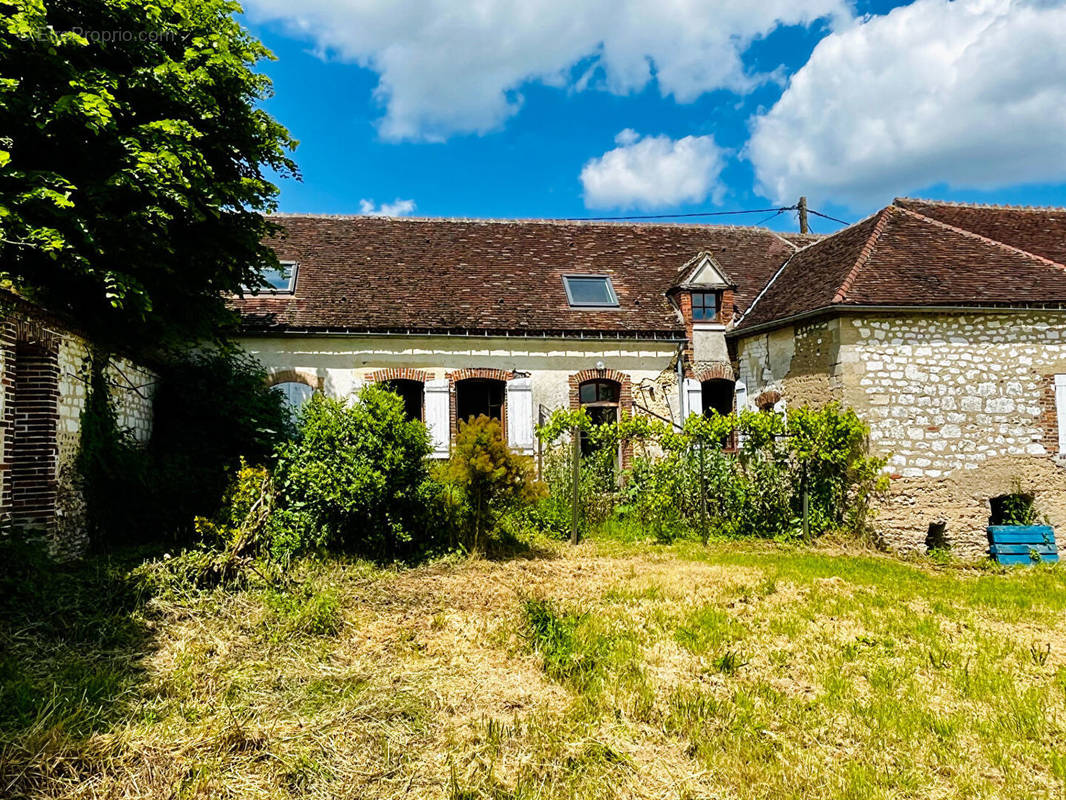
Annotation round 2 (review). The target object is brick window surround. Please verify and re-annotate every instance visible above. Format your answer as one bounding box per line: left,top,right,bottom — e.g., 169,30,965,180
568,368,634,468
696,363,735,384
265,367,324,391
1,320,61,533
1040,374,1060,455
365,369,429,422
447,368,515,440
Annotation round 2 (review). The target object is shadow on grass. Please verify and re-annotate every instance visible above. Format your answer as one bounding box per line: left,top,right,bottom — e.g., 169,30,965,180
0,536,160,796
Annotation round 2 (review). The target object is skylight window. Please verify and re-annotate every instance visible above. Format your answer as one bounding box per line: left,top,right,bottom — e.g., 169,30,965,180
563,275,618,308
245,261,297,294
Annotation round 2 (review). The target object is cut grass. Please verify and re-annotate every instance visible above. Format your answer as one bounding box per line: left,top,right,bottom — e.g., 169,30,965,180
0,538,1064,798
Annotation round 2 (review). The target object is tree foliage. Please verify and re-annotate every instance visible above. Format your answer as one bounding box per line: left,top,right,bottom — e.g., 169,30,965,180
271,386,432,560
443,415,543,553
0,0,298,347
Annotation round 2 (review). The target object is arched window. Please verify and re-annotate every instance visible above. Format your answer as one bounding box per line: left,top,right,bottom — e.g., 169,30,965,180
383,379,424,422
579,379,621,457
272,381,313,412
455,378,505,424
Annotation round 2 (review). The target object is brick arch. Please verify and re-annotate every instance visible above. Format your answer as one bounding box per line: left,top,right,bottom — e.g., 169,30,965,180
696,363,735,383
753,389,782,411
364,368,429,384
568,368,635,468
266,367,323,392
447,368,515,440
446,367,514,384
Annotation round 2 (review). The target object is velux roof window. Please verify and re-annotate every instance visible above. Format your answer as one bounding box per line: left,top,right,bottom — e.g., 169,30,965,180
563,275,618,308
245,261,297,295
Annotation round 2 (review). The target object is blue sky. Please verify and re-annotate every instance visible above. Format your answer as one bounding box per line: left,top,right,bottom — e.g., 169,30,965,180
242,0,1066,234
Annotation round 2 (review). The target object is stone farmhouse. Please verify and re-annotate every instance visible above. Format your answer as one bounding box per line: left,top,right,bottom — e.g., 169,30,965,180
6,197,1066,559
233,198,1066,557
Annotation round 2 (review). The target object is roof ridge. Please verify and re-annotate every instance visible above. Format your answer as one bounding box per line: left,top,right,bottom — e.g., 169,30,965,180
894,196,1066,214
267,212,785,233
896,206,1066,271
832,207,894,304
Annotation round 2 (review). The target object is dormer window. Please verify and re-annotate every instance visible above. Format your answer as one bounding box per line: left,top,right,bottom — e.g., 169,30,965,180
245,261,297,295
563,275,618,308
691,291,718,321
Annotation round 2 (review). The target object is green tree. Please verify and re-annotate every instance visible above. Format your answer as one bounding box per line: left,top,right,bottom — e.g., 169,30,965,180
0,0,298,347
445,415,543,553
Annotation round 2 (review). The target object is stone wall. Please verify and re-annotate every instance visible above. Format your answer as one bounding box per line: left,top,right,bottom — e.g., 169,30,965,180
1,294,155,557
735,311,1066,557
844,312,1066,557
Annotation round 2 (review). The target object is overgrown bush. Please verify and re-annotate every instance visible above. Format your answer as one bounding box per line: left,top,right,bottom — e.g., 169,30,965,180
438,415,543,552
271,385,432,560
149,346,293,535
537,403,887,542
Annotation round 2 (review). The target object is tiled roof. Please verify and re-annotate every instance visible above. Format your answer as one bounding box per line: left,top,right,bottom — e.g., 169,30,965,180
234,216,797,336
736,203,1066,331
894,198,1066,265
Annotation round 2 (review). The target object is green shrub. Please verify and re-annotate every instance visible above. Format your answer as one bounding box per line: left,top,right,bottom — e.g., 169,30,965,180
271,385,432,560
440,415,544,553
149,346,293,536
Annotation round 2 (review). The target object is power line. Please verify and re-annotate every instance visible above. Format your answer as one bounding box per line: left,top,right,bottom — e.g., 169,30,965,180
562,206,794,222
755,208,788,226
806,208,850,226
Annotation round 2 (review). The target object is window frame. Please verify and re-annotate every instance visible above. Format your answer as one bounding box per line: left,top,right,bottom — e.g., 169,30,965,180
244,260,298,295
562,274,619,308
690,291,719,322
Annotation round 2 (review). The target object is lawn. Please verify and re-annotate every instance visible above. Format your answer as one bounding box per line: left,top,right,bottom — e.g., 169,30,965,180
2,537,1065,799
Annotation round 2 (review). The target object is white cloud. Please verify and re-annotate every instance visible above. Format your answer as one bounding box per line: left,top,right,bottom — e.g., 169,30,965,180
243,0,849,141
748,0,1066,209
358,198,417,216
580,130,726,209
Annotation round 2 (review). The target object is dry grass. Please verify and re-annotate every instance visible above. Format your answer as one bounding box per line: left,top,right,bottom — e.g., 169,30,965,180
2,537,1065,799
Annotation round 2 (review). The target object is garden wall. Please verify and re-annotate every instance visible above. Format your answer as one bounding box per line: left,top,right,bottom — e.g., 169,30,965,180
0,292,155,557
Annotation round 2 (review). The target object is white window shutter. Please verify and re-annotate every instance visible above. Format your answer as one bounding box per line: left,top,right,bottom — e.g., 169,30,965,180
734,380,748,413
506,377,534,453
683,377,703,418
1055,375,1066,454
424,379,450,457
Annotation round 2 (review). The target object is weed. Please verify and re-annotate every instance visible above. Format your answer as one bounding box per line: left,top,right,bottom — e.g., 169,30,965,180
713,650,749,675
262,581,341,641
1030,642,1051,666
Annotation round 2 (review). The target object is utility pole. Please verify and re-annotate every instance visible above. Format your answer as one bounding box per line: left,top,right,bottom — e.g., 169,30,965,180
798,196,809,234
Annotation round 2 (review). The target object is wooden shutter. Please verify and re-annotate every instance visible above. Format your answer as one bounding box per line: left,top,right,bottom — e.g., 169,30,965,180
425,379,450,457
1056,374,1066,454
683,377,702,418
506,377,534,453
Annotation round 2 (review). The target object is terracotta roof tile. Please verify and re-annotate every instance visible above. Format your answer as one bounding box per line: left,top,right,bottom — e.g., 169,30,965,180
736,204,1066,331
234,216,795,336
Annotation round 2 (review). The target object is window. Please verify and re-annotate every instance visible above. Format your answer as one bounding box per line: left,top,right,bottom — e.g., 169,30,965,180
563,275,618,307
578,379,621,458
272,381,313,412
691,291,718,321
245,261,297,294
383,379,424,422
455,378,505,424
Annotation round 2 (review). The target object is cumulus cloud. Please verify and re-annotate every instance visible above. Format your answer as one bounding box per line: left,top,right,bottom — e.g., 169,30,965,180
580,130,726,209
748,0,1066,209
243,0,849,141
358,198,417,216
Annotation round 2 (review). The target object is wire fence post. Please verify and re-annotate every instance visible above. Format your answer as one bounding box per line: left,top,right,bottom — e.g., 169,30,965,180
570,427,581,546
699,439,707,546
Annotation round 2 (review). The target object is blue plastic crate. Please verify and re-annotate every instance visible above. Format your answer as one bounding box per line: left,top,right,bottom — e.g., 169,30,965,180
987,525,1059,565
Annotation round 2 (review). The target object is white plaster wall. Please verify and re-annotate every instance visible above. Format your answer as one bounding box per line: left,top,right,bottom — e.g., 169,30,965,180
237,333,684,428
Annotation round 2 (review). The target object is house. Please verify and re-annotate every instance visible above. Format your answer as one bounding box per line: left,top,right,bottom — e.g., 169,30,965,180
232,216,805,463
232,199,1066,557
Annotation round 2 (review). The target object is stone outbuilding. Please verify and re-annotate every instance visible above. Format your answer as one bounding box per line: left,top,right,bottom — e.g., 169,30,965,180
729,199,1066,556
